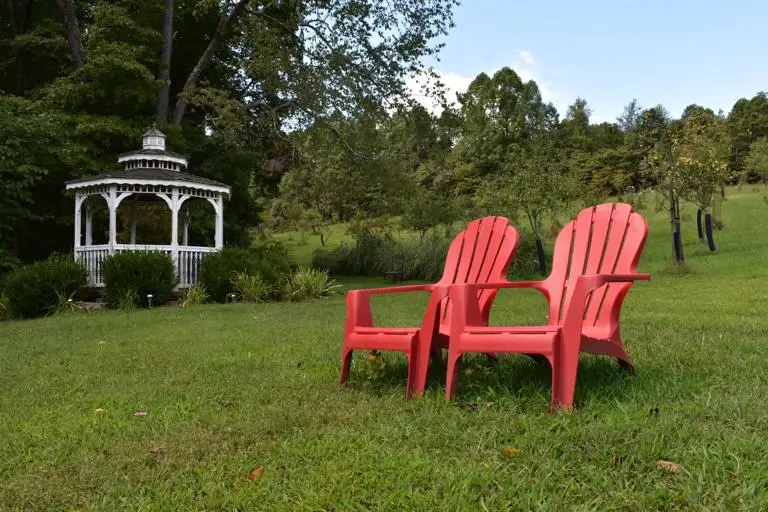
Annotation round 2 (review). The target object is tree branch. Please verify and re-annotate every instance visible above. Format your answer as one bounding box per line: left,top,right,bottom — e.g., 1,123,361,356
171,0,250,125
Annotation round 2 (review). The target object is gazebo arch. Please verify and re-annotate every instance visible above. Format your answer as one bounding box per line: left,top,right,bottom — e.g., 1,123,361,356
65,128,231,288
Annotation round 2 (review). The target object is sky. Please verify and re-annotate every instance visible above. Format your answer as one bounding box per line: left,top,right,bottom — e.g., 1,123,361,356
410,0,768,124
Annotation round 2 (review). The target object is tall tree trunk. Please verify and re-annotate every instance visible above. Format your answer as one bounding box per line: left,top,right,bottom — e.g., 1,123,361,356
6,0,23,94
156,0,175,122
6,0,16,35
669,187,684,264
55,0,86,71
171,0,249,125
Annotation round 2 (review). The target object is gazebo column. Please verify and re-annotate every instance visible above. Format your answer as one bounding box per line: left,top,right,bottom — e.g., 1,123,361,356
215,196,224,249
85,206,93,246
171,189,180,268
101,187,132,255
74,192,86,250
182,208,190,246
107,187,117,254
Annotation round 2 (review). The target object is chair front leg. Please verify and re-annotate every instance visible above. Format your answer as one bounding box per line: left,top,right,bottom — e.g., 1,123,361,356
445,345,462,400
551,328,580,412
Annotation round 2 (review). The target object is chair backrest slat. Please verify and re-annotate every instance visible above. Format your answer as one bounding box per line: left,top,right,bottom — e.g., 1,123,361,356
437,217,519,330
546,203,648,326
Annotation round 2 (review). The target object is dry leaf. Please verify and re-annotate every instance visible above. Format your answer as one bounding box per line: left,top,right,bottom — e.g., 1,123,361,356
133,411,148,418
94,408,105,414
150,445,167,455
656,460,681,472
247,467,264,480
503,447,520,459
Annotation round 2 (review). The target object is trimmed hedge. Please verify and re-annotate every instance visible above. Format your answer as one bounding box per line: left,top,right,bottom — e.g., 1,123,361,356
2,254,88,318
102,251,177,308
199,242,295,303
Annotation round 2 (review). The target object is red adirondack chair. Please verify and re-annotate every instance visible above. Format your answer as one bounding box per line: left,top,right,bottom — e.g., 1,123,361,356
340,216,519,398
445,203,650,411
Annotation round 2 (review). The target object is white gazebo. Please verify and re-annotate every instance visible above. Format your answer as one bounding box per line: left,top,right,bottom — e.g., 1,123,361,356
65,128,231,288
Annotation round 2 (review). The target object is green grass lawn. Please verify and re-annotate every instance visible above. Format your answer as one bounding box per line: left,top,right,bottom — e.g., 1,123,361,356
3,188,768,510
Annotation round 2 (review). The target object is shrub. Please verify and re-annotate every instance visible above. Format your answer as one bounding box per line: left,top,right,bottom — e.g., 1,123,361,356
400,233,451,282
2,254,88,318
102,251,176,308
283,268,341,301
313,229,550,282
230,271,271,303
312,233,400,277
199,242,294,303
180,284,208,307
0,293,11,321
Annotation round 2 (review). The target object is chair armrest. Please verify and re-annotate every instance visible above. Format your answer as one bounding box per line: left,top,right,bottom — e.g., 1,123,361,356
349,284,435,299
562,273,650,329
346,284,447,330
575,273,650,294
459,280,547,292
448,280,547,330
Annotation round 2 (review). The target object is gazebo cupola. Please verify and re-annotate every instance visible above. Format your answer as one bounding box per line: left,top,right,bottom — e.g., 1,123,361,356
65,128,231,288
142,127,166,151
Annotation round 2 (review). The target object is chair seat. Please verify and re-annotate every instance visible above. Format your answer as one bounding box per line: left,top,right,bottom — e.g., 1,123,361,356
457,325,559,355
347,327,419,352
463,325,560,335
352,327,420,336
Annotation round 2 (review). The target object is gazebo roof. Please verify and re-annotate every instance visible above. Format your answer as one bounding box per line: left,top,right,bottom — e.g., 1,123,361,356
65,167,231,196
117,148,188,160
143,127,165,138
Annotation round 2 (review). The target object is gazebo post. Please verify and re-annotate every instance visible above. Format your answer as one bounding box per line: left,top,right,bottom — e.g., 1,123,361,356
182,208,190,246
85,205,93,246
108,186,118,255
170,188,180,267
74,192,85,249
214,196,224,249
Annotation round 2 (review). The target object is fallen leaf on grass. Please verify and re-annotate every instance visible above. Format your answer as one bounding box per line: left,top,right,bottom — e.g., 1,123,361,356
656,460,681,472
247,467,264,480
150,445,167,455
503,447,519,459
132,411,148,418
94,408,105,414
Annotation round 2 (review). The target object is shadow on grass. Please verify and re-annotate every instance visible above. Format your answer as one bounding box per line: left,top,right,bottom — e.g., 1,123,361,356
346,351,689,411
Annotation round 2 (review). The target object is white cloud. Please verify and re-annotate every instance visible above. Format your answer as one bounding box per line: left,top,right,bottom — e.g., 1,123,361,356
407,50,559,115
518,50,535,65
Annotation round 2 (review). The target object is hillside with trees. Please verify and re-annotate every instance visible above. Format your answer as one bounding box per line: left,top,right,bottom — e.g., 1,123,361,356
2,0,768,274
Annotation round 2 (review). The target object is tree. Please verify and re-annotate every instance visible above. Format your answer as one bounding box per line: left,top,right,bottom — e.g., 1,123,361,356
477,133,573,273
727,92,768,179
676,110,731,251
617,99,642,133
642,116,687,264
745,138,768,184
0,0,458,266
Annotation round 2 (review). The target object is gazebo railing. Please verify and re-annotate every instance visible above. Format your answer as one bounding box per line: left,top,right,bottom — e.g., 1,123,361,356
75,245,218,288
